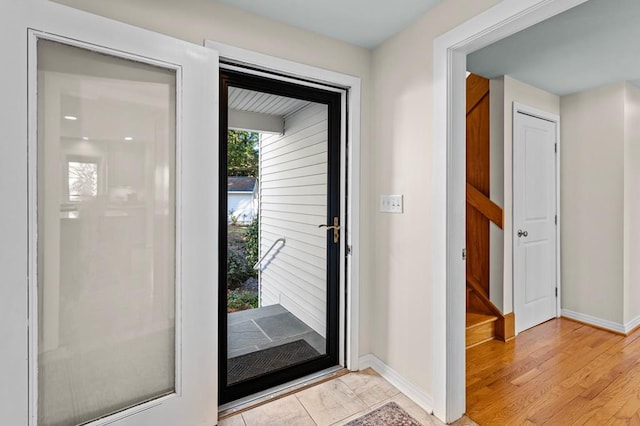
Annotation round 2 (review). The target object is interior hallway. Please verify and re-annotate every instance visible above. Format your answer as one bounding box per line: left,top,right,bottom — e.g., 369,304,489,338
467,318,640,425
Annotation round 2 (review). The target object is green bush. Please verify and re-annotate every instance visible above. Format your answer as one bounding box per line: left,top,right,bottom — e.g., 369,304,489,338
227,247,252,290
227,288,259,312
245,218,259,271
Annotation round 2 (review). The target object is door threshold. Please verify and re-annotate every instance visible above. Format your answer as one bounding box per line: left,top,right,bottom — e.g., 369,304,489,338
218,366,347,420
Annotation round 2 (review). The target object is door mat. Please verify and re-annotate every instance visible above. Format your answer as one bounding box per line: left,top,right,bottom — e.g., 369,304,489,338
344,402,423,426
227,339,320,385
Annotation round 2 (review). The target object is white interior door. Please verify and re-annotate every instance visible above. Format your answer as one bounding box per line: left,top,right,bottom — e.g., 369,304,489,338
513,104,559,334
1,2,219,425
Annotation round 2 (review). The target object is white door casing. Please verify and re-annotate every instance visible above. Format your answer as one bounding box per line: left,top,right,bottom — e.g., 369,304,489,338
206,40,362,371
433,0,585,421
2,1,219,425
513,103,559,334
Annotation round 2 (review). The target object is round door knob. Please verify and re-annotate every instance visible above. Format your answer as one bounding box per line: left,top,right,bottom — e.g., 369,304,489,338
517,229,528,238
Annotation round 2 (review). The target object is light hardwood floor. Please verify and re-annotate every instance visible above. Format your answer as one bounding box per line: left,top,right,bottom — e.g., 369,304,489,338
466,318,640,425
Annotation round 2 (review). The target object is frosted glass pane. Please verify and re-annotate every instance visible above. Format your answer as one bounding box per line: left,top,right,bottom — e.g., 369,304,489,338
37,40,176,426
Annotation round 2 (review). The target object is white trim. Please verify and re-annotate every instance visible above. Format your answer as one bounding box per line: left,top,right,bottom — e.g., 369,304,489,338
205,42,358,90
512,102,561,333
561,311,640,335
433,0,590,422
359,354,433,414
561,309,627,334
625,315,640,334
513,102,559,123
206,40,362,371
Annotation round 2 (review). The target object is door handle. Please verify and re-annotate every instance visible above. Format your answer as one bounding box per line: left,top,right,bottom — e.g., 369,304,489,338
318,217,340,244
517,229,528,238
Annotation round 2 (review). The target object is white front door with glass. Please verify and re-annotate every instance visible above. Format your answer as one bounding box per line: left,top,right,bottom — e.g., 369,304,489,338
1,2,219,425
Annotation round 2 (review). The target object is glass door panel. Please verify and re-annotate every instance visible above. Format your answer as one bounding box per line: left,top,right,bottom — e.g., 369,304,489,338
37,39,176,426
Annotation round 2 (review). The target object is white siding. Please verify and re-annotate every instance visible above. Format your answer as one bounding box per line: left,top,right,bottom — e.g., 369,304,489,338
259,103,328,337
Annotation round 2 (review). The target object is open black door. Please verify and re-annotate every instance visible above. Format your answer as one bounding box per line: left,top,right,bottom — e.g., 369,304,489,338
219,69,341,404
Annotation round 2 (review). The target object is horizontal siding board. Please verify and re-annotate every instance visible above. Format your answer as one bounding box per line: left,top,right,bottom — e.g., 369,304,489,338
261,229,326,258
262,153,328,175
261,267,326,312
258,248,326,282
261,163,326,181
261,209,325,226
261,203,326,216
260,131,327,161
261,122,327,155
259,245,325,273
261,217,327,240
261,174,325,189
261,185,326,197
260,194,327,206
260,278,324,321
261,142,327,167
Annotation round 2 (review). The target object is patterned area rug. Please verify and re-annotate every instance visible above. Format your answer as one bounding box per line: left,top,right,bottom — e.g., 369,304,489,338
345,402,423,426
227,339,320,385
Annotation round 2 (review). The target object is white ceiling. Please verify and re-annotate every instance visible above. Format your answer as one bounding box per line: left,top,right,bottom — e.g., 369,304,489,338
467,0,640,96
214,0,442,49
229,87,310,117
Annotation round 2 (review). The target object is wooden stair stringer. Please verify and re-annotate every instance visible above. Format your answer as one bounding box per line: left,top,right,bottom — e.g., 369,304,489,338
466,274,515,347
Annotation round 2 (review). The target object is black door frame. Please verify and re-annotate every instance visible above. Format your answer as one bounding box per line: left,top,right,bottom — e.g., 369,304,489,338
219,69,342,404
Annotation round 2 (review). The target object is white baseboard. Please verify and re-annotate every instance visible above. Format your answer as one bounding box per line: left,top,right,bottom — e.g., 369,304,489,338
561,309,626,334
358,354,433,414
624,315,640,334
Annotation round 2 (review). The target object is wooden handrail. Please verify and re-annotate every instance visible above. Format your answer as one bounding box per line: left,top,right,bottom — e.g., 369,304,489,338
466,183,503,229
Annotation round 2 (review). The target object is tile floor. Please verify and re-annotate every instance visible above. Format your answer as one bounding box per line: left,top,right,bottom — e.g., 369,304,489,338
219,369,478,426
228,304,325,358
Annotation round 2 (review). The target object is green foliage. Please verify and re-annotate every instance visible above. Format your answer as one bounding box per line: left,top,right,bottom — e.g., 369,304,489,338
227,130,259,177
227,289,259,312
245,218,259,270
227,246,252,290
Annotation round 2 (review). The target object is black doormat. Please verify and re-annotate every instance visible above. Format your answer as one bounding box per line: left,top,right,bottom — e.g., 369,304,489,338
227,339,320,385
344,402,423,426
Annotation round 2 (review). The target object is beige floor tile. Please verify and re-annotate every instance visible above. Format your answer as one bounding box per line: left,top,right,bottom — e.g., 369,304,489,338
329,407,370,426
296,379,367,426
219,414,246,426
241,395,316,426
338,368,400,407
370,393,446,426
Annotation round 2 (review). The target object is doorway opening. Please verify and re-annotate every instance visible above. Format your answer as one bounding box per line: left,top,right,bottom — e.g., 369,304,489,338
218,69,343,404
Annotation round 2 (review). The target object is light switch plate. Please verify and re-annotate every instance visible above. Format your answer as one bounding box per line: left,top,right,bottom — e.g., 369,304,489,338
380,194,403,213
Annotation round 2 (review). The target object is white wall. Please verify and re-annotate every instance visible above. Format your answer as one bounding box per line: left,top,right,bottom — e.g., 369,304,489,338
259,103,329,336
370,0,500,396
561,81,640,328
489,77,505,310
624,83,640,325
561,82,625,324
52,0,374,355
